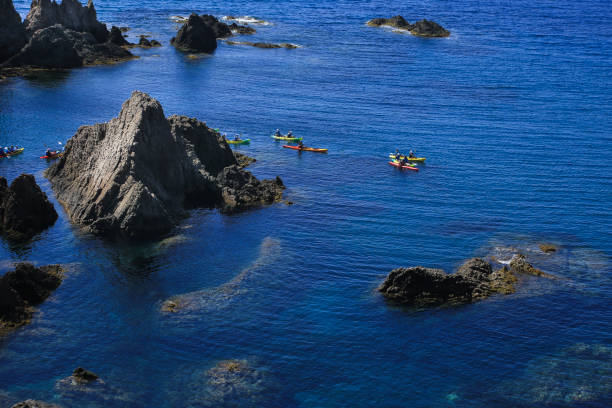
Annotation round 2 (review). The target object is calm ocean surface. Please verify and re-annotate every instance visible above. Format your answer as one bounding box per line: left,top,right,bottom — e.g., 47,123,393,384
1,0,611,406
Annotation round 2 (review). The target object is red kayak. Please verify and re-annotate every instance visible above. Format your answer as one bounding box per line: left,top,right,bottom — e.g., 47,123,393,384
388,161,418,171
282,145,328,153
40,151,64,159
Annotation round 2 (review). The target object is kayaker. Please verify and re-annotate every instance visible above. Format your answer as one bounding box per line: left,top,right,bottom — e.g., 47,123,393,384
297,140,304,149
234,134,241,141
287,130,293,137
45,149,52,157
8,145,15,152
401,157,410,167
274,129,281,136
394,149,401,160
408,150,415,158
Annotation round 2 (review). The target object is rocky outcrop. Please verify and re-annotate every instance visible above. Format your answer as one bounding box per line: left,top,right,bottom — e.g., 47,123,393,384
379,256,548,306
72,367,99,383
108,25,129,46
137,35,161,48
0,0,27,63
46,91,283,240
234,152,256,168
367,15,450,37
538,243,558,253
171,13,218,53
0,263,63,332
24,0,109,42
200,14,232,38
11,401,61,408
228,23,255,35
0,174,58,242
225,41,299,49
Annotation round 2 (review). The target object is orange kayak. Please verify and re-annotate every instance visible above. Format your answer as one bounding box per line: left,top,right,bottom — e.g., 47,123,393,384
388,161,418,171
282,145,328,153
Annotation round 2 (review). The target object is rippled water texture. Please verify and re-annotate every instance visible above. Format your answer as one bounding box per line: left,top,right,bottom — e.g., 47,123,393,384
0,0,611,407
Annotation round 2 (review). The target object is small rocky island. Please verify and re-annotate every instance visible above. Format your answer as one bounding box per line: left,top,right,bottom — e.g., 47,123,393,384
367,15,450,37
171,13,254,53
0,0,136,78
45,91,284,240
379,255,551,306
0,263,63,333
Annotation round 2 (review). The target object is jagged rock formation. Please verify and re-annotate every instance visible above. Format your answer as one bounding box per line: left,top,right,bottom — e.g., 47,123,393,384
226,41,299,49
171,13,253,53
0,263,63,333
24,0,109,42
137,35,161,48
1,0,134,77
0,174,58,242
46,91,284,240
0,0,27,62
379,256,549,306
367,15,450,37
72,367,99,383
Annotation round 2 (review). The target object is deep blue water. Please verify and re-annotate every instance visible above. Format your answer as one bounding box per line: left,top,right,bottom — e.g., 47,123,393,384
1,0,611,407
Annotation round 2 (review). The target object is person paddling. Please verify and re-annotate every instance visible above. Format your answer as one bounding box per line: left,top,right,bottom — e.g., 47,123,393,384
394,149,401,160
297,140,304,149
287,130,293,138
274,129,281,137
408,150,416,158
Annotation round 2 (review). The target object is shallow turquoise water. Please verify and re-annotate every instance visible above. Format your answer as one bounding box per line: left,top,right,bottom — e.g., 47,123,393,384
0,0,611,407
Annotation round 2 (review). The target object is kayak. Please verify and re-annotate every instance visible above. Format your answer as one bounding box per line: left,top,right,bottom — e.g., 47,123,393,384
227,139,251,145
272,134,302,142
388,153,426,162
388,161,418,171
40,151,64,159
0,148,24,158
282,145,328,153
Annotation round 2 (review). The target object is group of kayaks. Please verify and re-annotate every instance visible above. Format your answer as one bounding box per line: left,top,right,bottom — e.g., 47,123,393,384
0,146,64,160
388,152,427,172
215,128,329,153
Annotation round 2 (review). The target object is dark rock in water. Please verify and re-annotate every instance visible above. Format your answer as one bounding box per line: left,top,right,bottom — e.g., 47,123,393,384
509,253,553,278
410,19,450,37
225,41,299,49
73,367,99,383
11,401,61,408
228,22,255,35
46,91,283,240
538,243,558,253
137,35,161,48
200,14,232,38
0,263,63,332
171,13,218,53
108,25,128,46
379,258,523,306
24,0,109,43
2,24,133,70
0,174,57,242
118,26,129,32
367,15,450,37
0,0,27,63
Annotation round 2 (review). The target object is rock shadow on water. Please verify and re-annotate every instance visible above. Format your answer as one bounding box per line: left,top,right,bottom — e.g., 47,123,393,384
161,237,281,315
494,343,612,407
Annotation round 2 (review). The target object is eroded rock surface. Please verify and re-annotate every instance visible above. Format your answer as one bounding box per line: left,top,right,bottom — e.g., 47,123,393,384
46,91,283,239
0,174,58,242
367,15,450,37
225,41,299,49
11,400,61,408
0,0,27,62
171,13,218,53
0,263,63,332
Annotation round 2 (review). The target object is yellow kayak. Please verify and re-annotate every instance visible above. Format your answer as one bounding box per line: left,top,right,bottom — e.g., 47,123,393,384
388,153,425,162
1,147,24,158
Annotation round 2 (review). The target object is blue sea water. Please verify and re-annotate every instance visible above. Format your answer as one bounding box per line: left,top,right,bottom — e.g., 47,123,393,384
1,0,611,406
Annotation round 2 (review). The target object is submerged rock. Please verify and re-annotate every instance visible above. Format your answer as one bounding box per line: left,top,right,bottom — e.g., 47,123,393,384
225,41,299,49
46,91,283,240
379,256,549,306
171,13,218,53
137,35,161,48
538,243,558,253
0,174,58,242
0,0,27,63
0,263,63,332
11,401,61,408
228,23,256,35
367,15,450,37
24,0,109,43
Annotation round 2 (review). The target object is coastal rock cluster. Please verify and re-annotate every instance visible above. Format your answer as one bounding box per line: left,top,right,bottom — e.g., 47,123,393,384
378,255,551,306
0,174,58,242
46,91,284,240
0,0,134,76
0,263,63,332
367,15,450,37
171,13,254,53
